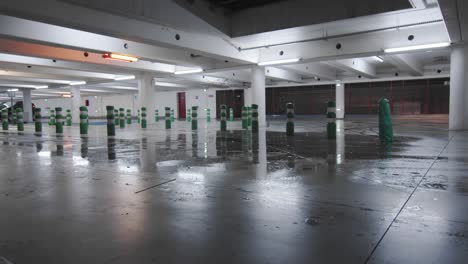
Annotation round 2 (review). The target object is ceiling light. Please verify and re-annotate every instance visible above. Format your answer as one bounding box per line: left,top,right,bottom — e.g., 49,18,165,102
62,94,72,98
102,53,138,62
114,75,135,81
174,68,203,75
372,56,384,62
7,89,18,92
384,42,450,53
35,85,49,89
258,58,300,66
69,81,86,86
155,82,181,87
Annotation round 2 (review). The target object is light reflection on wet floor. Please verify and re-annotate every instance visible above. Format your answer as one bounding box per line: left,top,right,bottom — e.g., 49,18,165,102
1,115,468,264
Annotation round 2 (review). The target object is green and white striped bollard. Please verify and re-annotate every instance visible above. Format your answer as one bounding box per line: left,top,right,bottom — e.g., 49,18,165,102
48,109,55,125
327,101,336,139
165,107,171,129
114,109,119,126
79,106,88,136
16,108,24,132
126,109,132,124
1,109,8,130
242,106,248,129
229,108,234,121
206,108,211,122
191,106,198,130
170,109,174,123
66,109,72,126
252,104,259,133
106,106,115,136
286,103,294,136
34,108,42,133
55,107,63,134
247,106,252,128
187,108,191,122
155,109,159,122
379,98,393,143
119,108,125,128
137,109,140,124
141,107,147,129
220,105,227,131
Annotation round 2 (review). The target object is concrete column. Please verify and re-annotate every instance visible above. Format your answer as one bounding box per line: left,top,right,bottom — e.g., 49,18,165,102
244,88,253,106
449,45,468,130
336,83,345,119
138,73,156,124
251,66,266,128
71,86,81,124
22,89,32,123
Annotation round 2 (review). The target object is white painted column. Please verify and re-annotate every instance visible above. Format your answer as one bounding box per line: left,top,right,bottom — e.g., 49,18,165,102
138,73,156,124
22,89,32,123
449,45,468,130
244,88,253,106
251,66,266,127
336,82,345,119
71,86,81,124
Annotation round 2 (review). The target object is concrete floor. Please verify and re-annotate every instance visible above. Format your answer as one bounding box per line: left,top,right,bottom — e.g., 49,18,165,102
0,115,467,264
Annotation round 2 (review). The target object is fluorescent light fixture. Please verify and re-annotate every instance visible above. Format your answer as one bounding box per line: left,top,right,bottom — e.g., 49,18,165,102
35,85,48,89
62,94,72,98
372,56,384,62
102,53,138,62
7,89,18,92
155,82,181,87
114,75,135,81
384,42,450,53
174,68,203,75
258,58,300,66
69,81,86,86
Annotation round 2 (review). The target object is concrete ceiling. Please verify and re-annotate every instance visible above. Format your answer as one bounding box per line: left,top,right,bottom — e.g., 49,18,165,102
0,0,458,100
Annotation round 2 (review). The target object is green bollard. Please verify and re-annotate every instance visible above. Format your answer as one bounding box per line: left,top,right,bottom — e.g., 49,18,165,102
79,106,88,136
327,101,336,139
187,108,191,122
16,108,24,132
252,104,259,133
242,106,248,129
48,109,55,125
126,109,132,124
220,105,227,131
55,107,63,134
66,109,72,126
155,109,159,122
206,108,211,122
114,109,119,126
286,103,294,136
1,109,8,130
165,107,171,129
170,109,174,123
247,106,252,127
379,98,393,143
229,108,234,122
137,109,141,124
119,108,125,128
106,106,115,136
34,108,42,133
141,107,147,129
191,106,198,130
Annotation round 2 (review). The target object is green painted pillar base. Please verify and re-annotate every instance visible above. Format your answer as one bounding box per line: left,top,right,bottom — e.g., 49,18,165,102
379,98,393,143
55,107,63,134
79,106,88,136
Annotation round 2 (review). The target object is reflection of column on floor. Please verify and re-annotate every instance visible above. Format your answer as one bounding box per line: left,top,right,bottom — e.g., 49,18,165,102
336,120,345,165
192,131,198,158
81,138,88,158
216,131,228,158
255,130,267,178
36,143,43,152
107,138,116,160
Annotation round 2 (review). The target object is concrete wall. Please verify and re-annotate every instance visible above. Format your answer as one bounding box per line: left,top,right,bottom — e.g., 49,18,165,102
32,88,218,118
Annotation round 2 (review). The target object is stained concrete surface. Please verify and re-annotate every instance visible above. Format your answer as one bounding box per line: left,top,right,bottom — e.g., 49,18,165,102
0,115,467,263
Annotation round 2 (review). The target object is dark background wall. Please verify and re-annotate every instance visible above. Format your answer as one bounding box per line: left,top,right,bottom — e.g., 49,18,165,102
266,78,450,115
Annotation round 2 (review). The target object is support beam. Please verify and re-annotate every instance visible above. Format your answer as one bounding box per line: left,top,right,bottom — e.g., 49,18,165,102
70,86,81,124
336,83,345,119
138,74,156,124
22,89,32,122
251,66,266,128
265,67,303,83
280,63,337,81
449,45,468,130
386,54,424,76
438,0,464,43
329,58,377,79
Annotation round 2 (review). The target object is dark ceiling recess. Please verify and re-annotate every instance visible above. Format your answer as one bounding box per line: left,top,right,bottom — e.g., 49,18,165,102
206,0,287,12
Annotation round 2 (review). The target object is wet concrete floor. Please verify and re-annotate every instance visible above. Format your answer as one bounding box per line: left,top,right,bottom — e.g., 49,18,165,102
0,115,467,263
